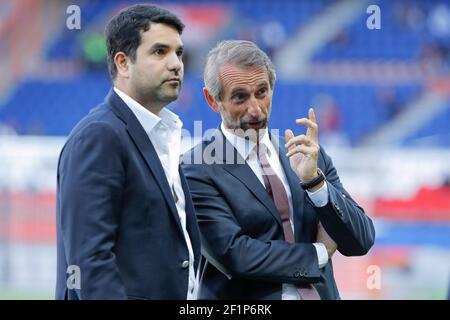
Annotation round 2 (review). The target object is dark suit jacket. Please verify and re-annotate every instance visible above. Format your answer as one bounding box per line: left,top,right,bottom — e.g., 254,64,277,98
56,89,201,299
181,129,375,300
448,277,450,300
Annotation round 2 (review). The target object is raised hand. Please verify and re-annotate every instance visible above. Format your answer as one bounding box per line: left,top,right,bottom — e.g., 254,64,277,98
285,108,321,185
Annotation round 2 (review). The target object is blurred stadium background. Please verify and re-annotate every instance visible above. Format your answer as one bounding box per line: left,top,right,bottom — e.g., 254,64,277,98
0,0,449,299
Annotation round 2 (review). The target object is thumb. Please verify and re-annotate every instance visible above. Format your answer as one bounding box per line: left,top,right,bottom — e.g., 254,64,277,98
285,129,295,151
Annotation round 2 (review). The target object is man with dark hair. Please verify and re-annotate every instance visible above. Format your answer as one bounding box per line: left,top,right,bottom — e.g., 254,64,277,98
56,4,201,299
182,40,375,300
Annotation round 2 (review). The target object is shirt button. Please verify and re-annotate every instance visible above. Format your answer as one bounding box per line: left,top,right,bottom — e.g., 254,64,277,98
181,260,189,269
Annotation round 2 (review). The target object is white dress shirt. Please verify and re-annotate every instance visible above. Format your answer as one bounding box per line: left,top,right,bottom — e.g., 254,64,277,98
114,87,199,300
221,123,329,300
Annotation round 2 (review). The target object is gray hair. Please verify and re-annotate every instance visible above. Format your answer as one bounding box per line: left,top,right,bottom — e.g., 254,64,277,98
204,40,277,101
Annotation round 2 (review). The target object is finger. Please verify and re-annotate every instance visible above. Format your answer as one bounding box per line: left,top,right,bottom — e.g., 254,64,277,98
286,144,316,158
295,118,318,131
284,129,295,150
296,117,318,143
284,134,311,149
309,107,317,124
286,145,314,158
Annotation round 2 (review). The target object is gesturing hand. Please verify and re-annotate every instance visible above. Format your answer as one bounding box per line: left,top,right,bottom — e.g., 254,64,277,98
285,108,321,185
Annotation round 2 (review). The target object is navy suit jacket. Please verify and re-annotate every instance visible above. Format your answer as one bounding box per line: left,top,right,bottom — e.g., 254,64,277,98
181,129,375,300
56,89,201,299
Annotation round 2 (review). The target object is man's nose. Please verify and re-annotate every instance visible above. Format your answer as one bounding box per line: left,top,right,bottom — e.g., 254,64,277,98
248,97,262,117
167,52,182,73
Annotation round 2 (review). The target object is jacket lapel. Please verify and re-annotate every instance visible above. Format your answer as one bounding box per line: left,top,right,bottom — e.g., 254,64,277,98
105,89,184,235
213,129,283,229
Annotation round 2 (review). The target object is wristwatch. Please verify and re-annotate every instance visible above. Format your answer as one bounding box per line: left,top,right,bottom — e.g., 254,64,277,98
300,168,326,190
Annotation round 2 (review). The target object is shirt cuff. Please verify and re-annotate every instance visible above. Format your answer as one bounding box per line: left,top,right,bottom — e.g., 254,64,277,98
313,243,329,268
306,181,329,207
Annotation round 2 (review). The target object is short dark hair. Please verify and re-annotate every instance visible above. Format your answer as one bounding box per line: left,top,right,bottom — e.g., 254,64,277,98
105,4,184,80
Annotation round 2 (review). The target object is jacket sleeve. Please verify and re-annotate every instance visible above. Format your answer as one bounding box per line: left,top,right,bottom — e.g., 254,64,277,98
57,122,127,299
311,146,376,256
183,163,322,285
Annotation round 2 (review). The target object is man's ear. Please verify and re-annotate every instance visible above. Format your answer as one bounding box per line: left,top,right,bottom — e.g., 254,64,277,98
114,52,130,79
203,87,221,113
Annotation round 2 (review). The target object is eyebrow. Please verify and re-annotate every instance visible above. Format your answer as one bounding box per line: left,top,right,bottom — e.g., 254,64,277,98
256,81,269,88
230,87,248,96
230,81,269,95
150,43,184,51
